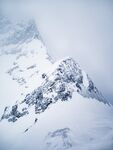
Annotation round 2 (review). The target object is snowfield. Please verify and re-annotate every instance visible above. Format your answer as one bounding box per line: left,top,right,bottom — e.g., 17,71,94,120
0,14,113,150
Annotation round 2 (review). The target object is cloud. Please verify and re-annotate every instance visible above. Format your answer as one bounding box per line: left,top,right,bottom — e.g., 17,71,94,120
32,0,113,104
0,1,113,104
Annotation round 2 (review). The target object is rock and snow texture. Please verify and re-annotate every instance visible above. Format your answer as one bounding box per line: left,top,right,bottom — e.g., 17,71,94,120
1,91,113,150
0,15,53,107
0,15,113,150
1,57,109,123
45,128,76,150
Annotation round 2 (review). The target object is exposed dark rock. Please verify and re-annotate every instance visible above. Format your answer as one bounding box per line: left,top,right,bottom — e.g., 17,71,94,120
1,57,108,123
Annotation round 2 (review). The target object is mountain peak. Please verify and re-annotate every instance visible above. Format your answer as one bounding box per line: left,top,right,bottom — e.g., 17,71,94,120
49,57,108,103
1,56,109,123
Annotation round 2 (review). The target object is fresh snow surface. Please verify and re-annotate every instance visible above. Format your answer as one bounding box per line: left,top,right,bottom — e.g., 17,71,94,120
0,52,113,150
0,92,113,150
0,15,113,150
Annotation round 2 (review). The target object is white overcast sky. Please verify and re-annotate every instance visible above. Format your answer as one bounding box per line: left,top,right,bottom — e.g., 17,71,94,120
0,0,113,103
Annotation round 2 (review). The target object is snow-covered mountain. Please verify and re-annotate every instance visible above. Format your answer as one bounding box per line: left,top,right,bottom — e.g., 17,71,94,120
0,15,53,106
0,15,113,150
1,57,109,123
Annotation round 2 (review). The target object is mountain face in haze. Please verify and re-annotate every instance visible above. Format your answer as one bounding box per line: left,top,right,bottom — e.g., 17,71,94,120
0,15,40,55
1,57,108,123
0,15,113,150
0,15,53,102
45,128,75,150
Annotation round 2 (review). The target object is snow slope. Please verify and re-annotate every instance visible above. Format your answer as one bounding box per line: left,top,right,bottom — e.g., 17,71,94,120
1,57,109,123
0,91,113,150
0,15,53,108
0,15,113,150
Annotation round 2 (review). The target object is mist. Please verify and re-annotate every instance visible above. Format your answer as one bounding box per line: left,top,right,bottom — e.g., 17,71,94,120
0,1,113,150
34,0,113,104
0,1,113,103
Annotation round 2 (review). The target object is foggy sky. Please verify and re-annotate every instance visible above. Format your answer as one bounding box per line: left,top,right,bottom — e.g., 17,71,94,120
35,0,113,104
0,0,113,103
0,1,113,150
